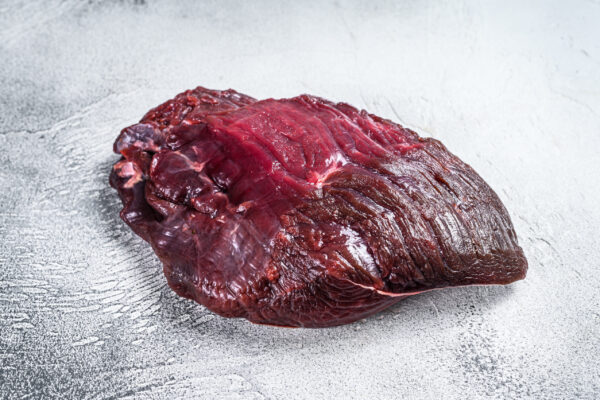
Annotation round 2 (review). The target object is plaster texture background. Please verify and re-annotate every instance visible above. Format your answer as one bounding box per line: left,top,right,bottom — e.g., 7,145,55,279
1,1,599,398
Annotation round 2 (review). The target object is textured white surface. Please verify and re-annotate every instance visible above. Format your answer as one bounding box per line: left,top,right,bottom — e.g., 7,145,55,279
1,1,599,399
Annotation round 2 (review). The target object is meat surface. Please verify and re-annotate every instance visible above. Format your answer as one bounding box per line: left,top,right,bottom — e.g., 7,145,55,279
110,86,528,327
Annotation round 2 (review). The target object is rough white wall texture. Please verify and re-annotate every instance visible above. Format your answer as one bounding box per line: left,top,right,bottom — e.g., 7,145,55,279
1,0,599,399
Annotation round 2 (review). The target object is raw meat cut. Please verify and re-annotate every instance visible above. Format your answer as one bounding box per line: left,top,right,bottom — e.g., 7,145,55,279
110,86,528,327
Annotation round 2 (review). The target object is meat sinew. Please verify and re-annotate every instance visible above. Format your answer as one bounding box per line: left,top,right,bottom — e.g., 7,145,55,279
110,86,527,327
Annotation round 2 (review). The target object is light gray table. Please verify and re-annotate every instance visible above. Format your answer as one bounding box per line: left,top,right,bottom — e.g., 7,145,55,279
1,1,599,399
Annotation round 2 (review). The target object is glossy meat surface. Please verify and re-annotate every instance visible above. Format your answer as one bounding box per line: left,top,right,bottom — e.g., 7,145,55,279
110,86,527,327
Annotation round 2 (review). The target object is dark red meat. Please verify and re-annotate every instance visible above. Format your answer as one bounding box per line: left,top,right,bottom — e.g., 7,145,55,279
110,86,527,327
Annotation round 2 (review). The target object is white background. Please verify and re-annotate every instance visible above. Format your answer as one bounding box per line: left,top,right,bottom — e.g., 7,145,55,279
1,1,599,398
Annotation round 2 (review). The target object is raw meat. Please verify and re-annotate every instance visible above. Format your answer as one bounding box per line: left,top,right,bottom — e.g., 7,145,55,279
110,86,528,327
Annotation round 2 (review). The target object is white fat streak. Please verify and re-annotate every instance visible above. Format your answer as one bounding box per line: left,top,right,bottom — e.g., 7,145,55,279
313,153,347,188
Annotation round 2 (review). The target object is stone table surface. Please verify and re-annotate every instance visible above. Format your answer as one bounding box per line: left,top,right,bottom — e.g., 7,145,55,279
1,1,599,399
